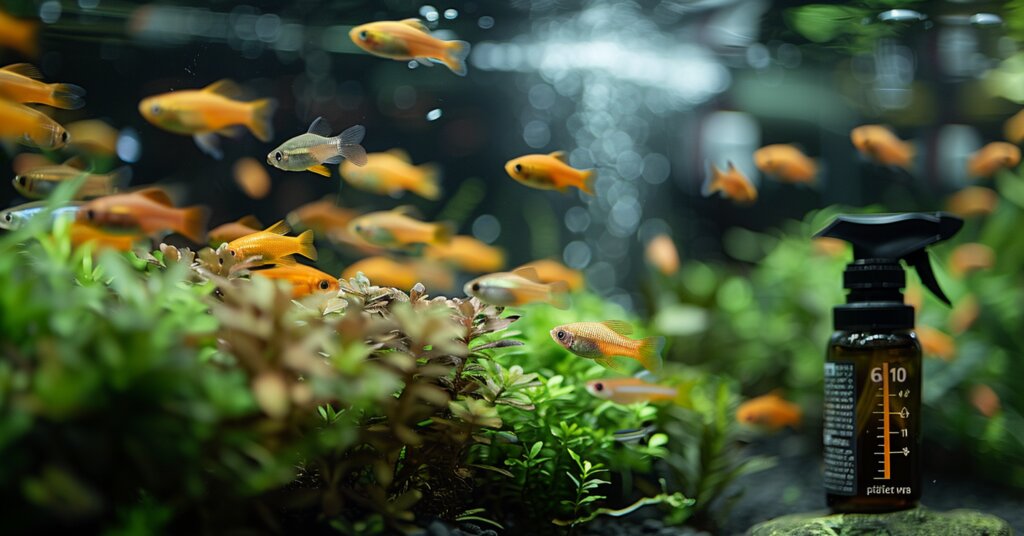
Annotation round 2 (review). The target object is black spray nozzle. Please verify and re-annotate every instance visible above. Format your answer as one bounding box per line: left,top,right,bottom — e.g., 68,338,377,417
814,212,963,306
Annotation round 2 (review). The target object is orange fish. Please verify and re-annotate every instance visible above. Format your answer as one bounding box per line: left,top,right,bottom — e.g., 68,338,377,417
340,149,441,200
949,294,979,335
251,264,339,298
77,187,208,243
342,256,453,291
550,321,664,372
0,11,38,58
138,79,276,159
645,234,679,276
0,63,84,109
349,19,470,76
946,186,998,218
812,237,848,258
585,377,682,405
348,207,454,249
465,267,570,309
969,384,1001,418
967,142,1020,179
1003,109,1024,144
851,125,914,169
66,119,118,157
226,220,316,265
13,160,130,199
514,259,585,292
949,243,994,277
287,198,359,234
505,151,595,195
703,161,757,203
0,99,69,149
69,221,140,252
737,392,802,431
753,144,817,184
916,324,956,361
209,215,262,245
233,156,271,199
425,235,505,273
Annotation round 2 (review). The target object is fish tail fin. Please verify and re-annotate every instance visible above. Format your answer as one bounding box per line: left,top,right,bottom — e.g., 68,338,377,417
580,168,597,195
48,83,86,110
442,40,471,76
637,336,665,373
415,163,442,200
433,221,456,244
548,280,570,309
248,98,278,142
179,205,210,244
296,229,318,261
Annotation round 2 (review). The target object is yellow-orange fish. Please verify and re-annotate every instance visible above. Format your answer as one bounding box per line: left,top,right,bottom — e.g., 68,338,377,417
949,294,979,335
585,377,682,405
949,243,994,277
287,198,359,235
1003,109,1024,144
251,264,339,298
466,267,570,309
753,144,817,184
66,119,118,157
69,221,140,252
209,215,262,245
550,321,664,372
226,220,316,265
233,156,271,199
138,79,276,159
13,161,129,199
851,125,914,169
77,187,208,243
349,19,470,76
916,324,955,361
737,392,802,431
812,237,848,258
342,256,453,291
0,11,38,58
425,235,505,273
505,151,595,195
946,186,999,218
0,63,84,109
514,259,585,292
645,234,679,276
969,384,1001,418
348,207,454,249
0,99,69,149
340,149,441,200
967,142,1020,179
703,161,757,203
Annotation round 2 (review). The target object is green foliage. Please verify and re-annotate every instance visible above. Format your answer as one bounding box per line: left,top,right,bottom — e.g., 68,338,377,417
785,1,924,53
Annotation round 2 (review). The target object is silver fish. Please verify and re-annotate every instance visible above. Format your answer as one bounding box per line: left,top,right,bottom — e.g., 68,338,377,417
0,201,83,230
266,117,367,177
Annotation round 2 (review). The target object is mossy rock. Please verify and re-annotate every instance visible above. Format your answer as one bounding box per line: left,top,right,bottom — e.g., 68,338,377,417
747,506,1012,536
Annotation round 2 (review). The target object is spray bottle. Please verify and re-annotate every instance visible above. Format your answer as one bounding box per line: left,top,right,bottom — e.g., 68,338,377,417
814,212,963,512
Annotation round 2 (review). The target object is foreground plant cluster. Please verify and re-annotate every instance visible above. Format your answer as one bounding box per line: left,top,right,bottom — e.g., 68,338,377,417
0,194,762,535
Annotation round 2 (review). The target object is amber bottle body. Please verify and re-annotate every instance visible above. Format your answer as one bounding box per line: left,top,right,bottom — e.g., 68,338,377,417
824,329,921,513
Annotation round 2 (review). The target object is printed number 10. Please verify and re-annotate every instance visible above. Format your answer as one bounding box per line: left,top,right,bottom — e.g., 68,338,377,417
871,366,907,383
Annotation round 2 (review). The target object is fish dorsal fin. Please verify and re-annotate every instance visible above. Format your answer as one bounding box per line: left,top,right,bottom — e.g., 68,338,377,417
264,220,291,235
133,187,173,206
549,150,568,163
237,215,262,228
1,63,43,80
387,148,412,162
601,320,634,336
391,205,421,218
307,116,332,137
62,156,87,170
512,266,542,282
203,79,243,98
399,18,431,33
727,161,737,172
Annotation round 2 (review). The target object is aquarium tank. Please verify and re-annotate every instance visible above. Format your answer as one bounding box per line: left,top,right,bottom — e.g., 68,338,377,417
1,0,1023,534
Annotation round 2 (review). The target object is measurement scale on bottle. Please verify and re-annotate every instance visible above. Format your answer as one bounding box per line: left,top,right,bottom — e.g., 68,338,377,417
873,362,910,482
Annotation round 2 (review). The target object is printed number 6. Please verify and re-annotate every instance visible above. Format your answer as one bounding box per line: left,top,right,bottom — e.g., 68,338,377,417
871,367,883,383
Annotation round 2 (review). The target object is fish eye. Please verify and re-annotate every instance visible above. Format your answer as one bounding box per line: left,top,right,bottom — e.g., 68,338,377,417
319,280,331,290
60,131,69,143
471,282,481,292
15,176,25,186
85,209,95,220
151,104,162,115
556,330,566,340
354,224,363,232
359,30,368,41
514,163,523,174
229,250,236,256
274,151,282,162
593,382,604,392
3,213,11,222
